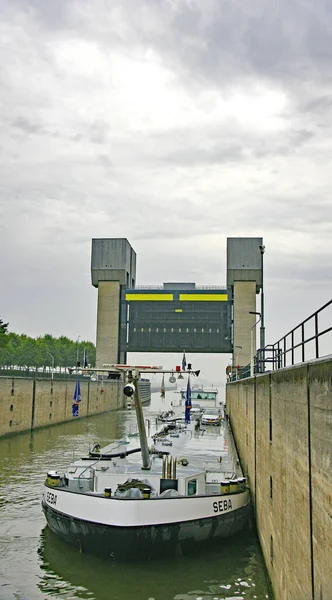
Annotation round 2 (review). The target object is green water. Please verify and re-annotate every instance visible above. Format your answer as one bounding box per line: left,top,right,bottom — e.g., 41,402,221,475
0,394,273,600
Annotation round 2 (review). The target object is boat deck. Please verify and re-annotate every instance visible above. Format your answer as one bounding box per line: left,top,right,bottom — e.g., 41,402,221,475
101,405,241,478
62,406,242,499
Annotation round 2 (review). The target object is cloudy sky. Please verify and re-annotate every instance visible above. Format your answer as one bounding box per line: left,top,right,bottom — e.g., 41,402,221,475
1,0,331,379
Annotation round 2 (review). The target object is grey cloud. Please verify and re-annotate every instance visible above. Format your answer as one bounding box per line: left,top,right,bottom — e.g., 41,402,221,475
11,116,44,134
3,0,331,108
139,122,316,168
7,0,332,92
98,155,112,168
162,143,244,167
79,0,330,98
0,0,73,31
242,196,332,233
90,132,108,145
288,130,315,146
88,120,110,145
0,0,331,346
71,133,84,142
181,1,332,84
301,95,332,114
268,258,332,288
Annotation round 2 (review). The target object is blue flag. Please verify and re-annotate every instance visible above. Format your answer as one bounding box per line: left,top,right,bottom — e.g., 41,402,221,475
185,376,191,423
186,377,191,405
83,348,88,368
73,378,81,401
182,350,186,371
72,378,81,417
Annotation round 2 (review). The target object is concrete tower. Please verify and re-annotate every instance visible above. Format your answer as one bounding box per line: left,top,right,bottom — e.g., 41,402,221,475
91,238,136,368
227,237,264,371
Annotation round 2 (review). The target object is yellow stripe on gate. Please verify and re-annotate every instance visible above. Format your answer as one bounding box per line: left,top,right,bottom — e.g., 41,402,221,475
179,294,228,301
125,294,174,301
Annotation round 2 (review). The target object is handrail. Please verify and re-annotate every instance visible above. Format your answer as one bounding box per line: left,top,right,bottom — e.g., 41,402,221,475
230,298,332,380
266,299,332,371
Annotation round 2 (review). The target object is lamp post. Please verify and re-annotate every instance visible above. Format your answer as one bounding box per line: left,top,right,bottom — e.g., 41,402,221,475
47,352,54,381
259,244,266,370
232,345,242,380
249,311,261,376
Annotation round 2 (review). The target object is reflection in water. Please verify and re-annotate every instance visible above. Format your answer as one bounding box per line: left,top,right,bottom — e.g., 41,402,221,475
0,394,273,600
38,525,271,600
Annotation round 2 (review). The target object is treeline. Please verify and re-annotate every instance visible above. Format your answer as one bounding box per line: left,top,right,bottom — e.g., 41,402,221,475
0,331,96,371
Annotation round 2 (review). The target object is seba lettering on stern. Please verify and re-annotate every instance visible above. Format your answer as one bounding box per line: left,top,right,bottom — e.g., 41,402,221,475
213,499,232,513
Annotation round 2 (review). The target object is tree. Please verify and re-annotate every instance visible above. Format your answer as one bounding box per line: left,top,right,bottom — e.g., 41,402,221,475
0,318,9,366
0,328,96,370
0,317,9,347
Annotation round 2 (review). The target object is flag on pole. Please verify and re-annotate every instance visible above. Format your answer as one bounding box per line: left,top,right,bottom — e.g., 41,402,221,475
160,374,165,400
182,350,186,371
83,347,88,368
185,376,192,424
72,377,81,417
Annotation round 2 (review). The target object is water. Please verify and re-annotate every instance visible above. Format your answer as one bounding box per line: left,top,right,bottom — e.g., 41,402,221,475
0,391,273,600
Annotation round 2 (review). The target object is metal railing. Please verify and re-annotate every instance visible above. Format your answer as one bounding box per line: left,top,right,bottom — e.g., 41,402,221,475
134,285,227,290
265,298,332,371
230,298,332,381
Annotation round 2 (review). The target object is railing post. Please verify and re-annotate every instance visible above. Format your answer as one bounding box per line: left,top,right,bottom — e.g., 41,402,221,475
314,313,319,359
277,346,282,369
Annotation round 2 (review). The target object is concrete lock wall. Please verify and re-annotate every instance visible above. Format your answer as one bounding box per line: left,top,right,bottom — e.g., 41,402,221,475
0,377,125,437
226,357,332,600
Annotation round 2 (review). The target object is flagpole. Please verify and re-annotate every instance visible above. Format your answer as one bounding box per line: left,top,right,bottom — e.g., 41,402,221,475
160,373,165,400
76,335,81,365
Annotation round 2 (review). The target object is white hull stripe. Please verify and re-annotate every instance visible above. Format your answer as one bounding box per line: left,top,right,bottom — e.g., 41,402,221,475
43,485,250,527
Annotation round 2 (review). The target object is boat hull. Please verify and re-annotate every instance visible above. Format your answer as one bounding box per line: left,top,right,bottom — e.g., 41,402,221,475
42,487,251,560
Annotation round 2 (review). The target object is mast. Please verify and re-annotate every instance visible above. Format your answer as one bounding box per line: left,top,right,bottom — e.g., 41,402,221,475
131,370,151,470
